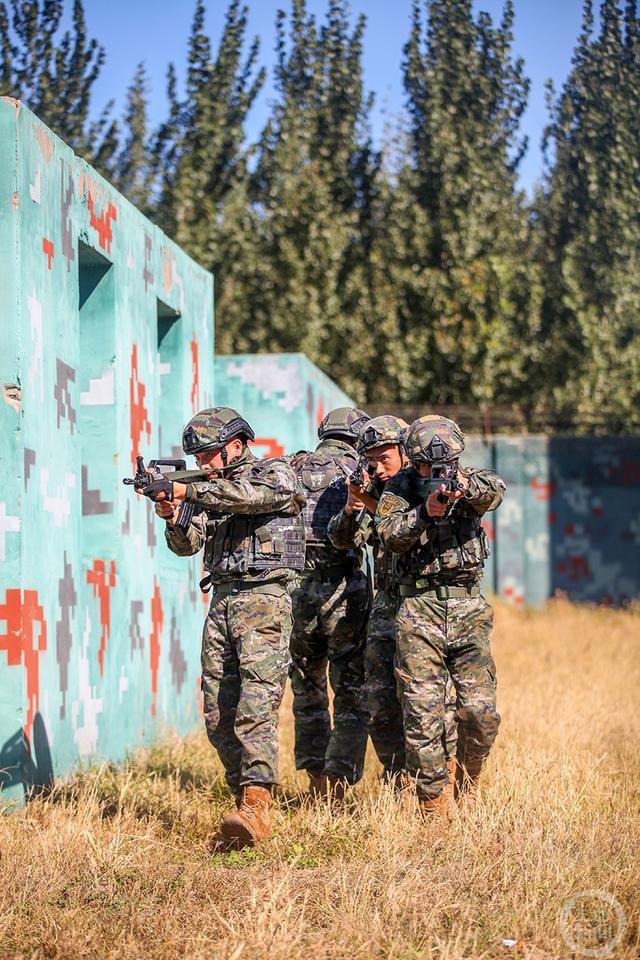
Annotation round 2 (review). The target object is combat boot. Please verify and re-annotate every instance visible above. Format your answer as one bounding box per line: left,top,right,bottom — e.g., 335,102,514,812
455,756,484,801
306,769,328,799
417,790,449,819
219,785,272,848
443,757,459,805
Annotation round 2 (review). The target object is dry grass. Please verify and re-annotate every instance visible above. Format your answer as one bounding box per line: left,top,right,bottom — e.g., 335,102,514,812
1,599,639,960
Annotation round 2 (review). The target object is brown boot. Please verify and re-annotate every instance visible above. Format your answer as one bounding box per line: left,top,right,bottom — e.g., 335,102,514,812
443,758,459,805
306,769,328,798
219,785,272,848
418,791,449,819
455,756,484,800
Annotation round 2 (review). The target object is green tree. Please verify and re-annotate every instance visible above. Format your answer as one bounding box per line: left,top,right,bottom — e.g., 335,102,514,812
535,0,640,430
151,0,264,260
112,62,153,211
0,0,117,173
222,0,381,401
381,0,534,410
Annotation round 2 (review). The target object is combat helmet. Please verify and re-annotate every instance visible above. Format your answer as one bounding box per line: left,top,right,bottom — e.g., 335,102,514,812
318,406,370,442
357,415,408,454
182,407,255,456
405,415,465,465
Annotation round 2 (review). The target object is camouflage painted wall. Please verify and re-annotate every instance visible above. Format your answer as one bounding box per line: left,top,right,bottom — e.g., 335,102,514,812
214,354,354,458
452,436,639,607
0,100,214,805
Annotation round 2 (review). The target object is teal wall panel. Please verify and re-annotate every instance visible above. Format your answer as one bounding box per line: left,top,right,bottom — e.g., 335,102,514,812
0,100,213,804
214,353,354,457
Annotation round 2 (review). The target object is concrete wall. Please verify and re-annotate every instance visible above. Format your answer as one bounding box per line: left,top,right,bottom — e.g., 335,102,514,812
214,354,354,457
461,436,639,607
0,100,214,804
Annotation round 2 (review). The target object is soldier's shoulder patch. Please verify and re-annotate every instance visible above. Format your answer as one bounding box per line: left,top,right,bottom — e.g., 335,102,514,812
377,494,402,517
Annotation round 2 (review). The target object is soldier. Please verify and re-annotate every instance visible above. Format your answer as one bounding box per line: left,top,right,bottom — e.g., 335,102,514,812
374,415,505,816
139,407,305,848
328,416,457,786
290,406,372,798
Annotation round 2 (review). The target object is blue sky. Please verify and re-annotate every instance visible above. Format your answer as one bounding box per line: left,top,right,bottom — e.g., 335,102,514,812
85,0,587,194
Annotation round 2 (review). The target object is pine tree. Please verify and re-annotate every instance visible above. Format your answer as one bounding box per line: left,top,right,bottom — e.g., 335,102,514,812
535,0,640,430
151,0,264,259
112,62,153,211
225,0,381,401
0,0,118,173
385,0,534,410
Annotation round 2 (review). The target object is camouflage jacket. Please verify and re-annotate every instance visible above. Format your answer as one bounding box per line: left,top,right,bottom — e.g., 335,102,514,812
374,466,505,586
165,451,305,584
328,477,395,592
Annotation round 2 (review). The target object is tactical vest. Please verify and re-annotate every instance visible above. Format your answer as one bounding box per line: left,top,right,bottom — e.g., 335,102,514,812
396,470,490,584
296,448,360,571
202,458,305,579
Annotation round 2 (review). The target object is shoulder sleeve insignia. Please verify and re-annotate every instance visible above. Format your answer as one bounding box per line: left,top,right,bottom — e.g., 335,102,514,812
377,495,400,517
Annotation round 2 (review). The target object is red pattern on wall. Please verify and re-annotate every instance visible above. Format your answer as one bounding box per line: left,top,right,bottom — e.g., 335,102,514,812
316,398,325,427
190,338,200,412
0,589,47,737
88,193,117,253
150,579,163,717
129,344,152,469
86,560,116,676
530,479,556,502
481,518,495,542
42,237,54,269
253,437,285,459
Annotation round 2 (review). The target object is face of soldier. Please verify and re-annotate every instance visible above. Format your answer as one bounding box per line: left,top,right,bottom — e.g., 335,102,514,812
194,437,245,474
417,463,433,477
366,444,404,482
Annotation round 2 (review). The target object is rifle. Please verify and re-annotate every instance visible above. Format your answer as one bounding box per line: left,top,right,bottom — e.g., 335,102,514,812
418,460,466,519
123,456,208,532
347,457,379,515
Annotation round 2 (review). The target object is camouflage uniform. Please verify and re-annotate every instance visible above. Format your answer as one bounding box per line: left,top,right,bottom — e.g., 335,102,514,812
328,500,407,778
329,496,458,782
165,410,305,795
375,417,505,801
290,409,372,785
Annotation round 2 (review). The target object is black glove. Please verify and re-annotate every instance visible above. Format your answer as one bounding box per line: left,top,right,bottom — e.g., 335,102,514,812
141,477,174,502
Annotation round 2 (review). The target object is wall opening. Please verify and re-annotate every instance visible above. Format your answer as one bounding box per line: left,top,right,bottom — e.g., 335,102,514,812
156,299,183,461
78,241,117,555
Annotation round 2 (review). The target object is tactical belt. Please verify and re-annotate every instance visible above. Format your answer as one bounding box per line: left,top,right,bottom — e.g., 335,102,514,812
200,576,288,598
398,582,481,600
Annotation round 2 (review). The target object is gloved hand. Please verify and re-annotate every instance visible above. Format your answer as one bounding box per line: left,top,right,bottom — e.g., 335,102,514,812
141,477,174,502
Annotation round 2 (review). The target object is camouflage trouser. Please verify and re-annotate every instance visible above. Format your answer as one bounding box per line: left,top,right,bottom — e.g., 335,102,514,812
395,594,500,800
366,590,458,779
364,589,405,777
290,570,372,783
201,585,292,794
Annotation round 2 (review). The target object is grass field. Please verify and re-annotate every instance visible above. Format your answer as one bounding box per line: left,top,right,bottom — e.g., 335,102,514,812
1,599,639,959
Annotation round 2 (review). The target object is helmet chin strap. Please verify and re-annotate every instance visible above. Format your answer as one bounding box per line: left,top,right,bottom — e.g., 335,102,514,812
219,441,247,473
